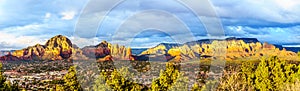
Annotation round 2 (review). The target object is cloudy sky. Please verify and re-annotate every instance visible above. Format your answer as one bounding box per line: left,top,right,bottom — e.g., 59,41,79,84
0,0,300,50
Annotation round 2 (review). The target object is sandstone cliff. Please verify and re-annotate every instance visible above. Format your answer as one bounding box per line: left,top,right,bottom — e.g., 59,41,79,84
82,41,133,61
139,38,297,61
0,35,83,61
0,35,297,62
0,35,133,62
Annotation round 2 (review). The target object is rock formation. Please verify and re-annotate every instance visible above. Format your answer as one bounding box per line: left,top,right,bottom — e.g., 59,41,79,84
81,41,133,61
139,38,297,61
0,52,20,61
0,35,297,62
141,43,181,55
0,35,134,62
81,41,111,59
109,44,132,60
1,35,77,61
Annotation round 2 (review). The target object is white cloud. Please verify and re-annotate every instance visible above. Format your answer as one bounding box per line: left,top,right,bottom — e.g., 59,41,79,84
224,25,300,45
236,26,242,32
0,21,82,50
211,0,300,23
69,36,99,48
275,0,300,10
3,23,42,32
0,31,46,50
61,11,76,20
110,10,195,44
44,12,51,19
1,0,300,49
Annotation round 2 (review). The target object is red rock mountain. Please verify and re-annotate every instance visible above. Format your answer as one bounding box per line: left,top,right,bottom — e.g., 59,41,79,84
0,52,21,61
81,41,133,62
0,35,74,61
0,35,133,62
139,39,297,62
82,41,111,59
0,35,297,62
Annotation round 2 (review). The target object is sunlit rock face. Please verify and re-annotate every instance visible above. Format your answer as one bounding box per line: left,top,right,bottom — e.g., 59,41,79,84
139,38,297,61
0,35,297,62
44,35,73,60
82,41,111,59
81,41,133,61
110,44,132,60
141,43,181,55
5,35,74,61
0,35,133,61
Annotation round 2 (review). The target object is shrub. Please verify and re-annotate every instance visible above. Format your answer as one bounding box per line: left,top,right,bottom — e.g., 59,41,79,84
217,56,300,91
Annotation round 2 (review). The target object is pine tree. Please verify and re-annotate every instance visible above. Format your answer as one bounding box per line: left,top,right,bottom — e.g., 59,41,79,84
168,72,188,91
63,66,82,91
150,63,181,91
93,72,111,91
254,57,272,90
105,67,144,91
0,63,7,90
242,56,299,90
0,63,19,91
210,56,300,90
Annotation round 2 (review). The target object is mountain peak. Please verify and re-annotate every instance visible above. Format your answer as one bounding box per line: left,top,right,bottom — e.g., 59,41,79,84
45,35,72,49
96,41,111,48
4,35,75,61
54,35,65,38
225,37,259,43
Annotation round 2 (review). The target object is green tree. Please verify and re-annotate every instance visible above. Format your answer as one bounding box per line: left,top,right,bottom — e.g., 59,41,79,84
93,72,111,91
105,67,145,91
0,63,7,89
55,84,65,91
0,63,20,91
150,63,181,91
93,63,188,91
221,56,300,91
63,66,82,91
168,72,188,91
253,56,298,90
93,67,146,91
198,56,300,91
254,57,272,90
